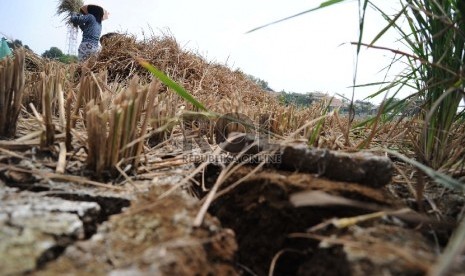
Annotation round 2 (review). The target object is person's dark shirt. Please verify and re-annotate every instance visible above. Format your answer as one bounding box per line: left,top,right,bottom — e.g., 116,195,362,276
70,13,102,45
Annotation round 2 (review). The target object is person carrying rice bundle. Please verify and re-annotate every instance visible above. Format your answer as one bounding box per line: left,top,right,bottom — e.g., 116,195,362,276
70,4,109,61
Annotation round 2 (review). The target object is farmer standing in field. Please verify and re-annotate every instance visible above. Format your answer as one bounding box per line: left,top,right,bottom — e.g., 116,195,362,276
70,4,108,61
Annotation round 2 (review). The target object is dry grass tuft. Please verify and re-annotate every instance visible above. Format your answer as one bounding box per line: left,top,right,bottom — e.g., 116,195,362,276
24,50,46,72
85,77,160,178
0,49,25,138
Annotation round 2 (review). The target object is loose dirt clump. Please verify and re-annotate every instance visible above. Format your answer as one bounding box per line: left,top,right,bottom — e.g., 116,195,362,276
37,184,239,275
199,165,437,275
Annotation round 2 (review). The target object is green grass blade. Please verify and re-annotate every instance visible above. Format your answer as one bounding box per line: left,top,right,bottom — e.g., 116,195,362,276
355,0,369,54
385,149,465,193
308,98,332,146
246,0,346,33
369,4,407,46
138,59,208,112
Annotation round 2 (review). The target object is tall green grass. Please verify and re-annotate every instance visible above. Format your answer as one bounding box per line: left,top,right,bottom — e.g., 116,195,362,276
249,0,465,171
371,0,465,170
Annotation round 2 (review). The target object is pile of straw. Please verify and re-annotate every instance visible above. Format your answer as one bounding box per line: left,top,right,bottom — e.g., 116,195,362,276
88,34,280,116
25,50,45,72
20,32,330,141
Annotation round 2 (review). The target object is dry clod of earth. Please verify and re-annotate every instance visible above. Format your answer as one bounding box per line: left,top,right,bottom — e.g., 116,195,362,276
219,132,394,188
36,186,238,275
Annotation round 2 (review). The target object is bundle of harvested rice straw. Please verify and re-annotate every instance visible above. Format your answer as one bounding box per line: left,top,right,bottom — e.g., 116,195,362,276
86,33,280,115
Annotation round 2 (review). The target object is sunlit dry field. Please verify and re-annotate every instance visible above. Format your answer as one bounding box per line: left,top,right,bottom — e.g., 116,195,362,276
0,33,464,275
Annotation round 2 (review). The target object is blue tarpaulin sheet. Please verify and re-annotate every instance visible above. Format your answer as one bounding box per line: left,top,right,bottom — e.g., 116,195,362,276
0,38,12,59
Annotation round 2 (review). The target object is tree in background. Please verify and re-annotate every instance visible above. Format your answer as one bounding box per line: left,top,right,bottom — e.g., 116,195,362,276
58,54,78,64
6,39,30,50
279,92,314,107
246,74,274,92
354,100,374,115
42,47,64,59
42,46,77,64
3,39,77,64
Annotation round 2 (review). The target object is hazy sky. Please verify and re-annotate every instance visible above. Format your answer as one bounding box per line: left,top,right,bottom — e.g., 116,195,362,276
0,0,406,103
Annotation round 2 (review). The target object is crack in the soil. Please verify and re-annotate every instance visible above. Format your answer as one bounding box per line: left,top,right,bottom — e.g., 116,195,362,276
47,193,130,237
1,181,131,273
